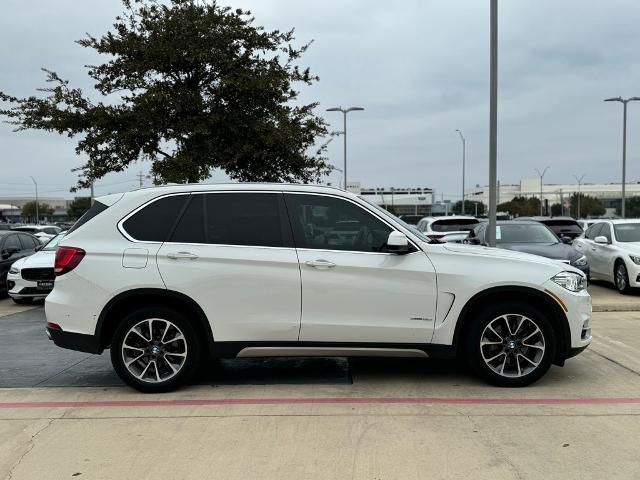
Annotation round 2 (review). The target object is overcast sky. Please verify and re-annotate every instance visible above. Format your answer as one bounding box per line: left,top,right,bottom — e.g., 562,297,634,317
2,0,640,201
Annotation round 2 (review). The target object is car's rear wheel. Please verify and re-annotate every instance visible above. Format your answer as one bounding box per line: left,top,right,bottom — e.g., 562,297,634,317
111,307,200,393
465,303,556,387
615,261,631,294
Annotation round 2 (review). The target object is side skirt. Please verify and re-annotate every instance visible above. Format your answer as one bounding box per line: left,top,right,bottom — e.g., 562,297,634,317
212,342,456,360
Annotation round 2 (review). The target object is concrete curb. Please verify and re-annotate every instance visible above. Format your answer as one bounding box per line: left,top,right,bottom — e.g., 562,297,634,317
593,305,640,313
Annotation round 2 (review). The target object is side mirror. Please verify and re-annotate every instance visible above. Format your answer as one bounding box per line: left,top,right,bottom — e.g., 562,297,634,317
594,236,609,245
35,244,44,252
465,237,481,245
386,231,410,254
561,236,572,244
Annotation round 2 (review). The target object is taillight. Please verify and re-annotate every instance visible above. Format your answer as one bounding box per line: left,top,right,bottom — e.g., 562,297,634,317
55,247,86,276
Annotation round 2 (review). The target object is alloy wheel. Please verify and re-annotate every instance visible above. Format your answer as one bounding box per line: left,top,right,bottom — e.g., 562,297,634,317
121,318,188,383
616,264,628,292
480,314,545,378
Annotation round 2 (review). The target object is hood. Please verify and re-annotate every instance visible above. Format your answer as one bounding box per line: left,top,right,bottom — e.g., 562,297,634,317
18,250,56,269
440,242,580,272
617,242,640,255
497,243,582,262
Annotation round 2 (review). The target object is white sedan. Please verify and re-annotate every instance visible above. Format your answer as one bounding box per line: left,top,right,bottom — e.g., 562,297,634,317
573,219,640,293
7,232,65,304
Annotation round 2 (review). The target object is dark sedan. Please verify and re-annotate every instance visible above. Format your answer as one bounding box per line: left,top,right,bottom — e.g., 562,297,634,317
466,220,590,277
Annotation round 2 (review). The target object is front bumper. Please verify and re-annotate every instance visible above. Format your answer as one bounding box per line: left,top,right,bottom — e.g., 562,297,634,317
7,272,52,299
542,279,592,354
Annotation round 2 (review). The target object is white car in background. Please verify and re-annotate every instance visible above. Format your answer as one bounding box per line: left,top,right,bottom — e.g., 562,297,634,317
416,216,480,243
573,219,640,293
7,232,65,304
12,225,61,242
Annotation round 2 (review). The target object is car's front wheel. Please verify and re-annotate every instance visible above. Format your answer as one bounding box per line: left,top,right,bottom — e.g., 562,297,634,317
615,261,631,294
466,303,556,387
111,307,200,393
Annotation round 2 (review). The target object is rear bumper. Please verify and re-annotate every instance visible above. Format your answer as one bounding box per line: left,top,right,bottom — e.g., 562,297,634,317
46,326,103,354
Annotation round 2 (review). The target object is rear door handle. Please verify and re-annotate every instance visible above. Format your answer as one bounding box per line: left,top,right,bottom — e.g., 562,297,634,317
305,259,336,269
167,251,198,260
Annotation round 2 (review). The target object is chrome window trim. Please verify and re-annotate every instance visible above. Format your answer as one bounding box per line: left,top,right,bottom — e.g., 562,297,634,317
117,189,422,254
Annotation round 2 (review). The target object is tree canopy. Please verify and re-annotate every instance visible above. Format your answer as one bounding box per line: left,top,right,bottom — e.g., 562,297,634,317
569,193,605,218
67,197,92,219
21,202,54,219
0,0,330,189
451,200,486,216
497,196,541,217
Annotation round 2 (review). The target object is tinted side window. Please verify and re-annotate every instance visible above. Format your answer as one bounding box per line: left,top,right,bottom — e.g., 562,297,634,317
18,234,37,250
204,193,286,247
3,235,20,251
586,223,603,240
67,201,108,235
285,194,392,253
122,195,189,242
170,195,205,244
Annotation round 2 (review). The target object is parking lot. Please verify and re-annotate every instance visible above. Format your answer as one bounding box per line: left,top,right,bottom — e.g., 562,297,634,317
0,285,639,480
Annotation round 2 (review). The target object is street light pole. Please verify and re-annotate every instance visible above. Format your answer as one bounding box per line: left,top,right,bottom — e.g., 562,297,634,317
29,176,39,225
534,167,550,216
573,174,586,219
456,129,466,214
487,0,498,247
604,96,640,218
326,106,365,190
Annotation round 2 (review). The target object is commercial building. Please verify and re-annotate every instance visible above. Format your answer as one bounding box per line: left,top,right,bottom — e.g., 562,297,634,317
0,196,72,222
465,178,640,213
346,183,434,216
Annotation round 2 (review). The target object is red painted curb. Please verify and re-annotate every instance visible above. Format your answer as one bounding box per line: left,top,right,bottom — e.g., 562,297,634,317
1,396,640,409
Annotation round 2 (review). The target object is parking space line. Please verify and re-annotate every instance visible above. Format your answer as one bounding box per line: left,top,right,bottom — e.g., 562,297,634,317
1,396,640,409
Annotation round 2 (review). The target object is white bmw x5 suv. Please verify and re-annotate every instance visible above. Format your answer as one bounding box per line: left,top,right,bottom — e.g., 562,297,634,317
46,184,592,392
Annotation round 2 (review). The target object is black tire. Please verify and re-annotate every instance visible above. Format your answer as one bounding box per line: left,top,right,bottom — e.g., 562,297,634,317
614,261,632,295
110,306,201,393
11,297,33,305
465,302,556,387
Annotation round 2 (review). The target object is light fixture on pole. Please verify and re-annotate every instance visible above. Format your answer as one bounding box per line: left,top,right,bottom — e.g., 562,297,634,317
326,106,365,191
456,129,466,215
573,174,586,219
29,176,39,225
604,96,640,218
534,167,550,216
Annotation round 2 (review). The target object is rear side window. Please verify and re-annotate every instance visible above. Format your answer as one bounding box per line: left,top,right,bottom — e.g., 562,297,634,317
122,195,189,242
431,219,479,232
3,234,20,251
170,193,290,248
18,234,38,249
66,201,109,235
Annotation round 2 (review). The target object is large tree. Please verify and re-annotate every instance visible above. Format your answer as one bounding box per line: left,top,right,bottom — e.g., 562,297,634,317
569,193,605,218
0,0,330,189
67,197,92,220
21,202,54,220
497,196,541,217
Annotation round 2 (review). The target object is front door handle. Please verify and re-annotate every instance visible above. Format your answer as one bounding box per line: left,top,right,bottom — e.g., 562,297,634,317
167,251,198,260
305,259,336,269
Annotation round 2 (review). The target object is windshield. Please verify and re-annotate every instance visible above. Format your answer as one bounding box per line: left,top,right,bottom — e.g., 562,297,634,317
42,233,65,251
360,198,429,242
614,223,640,242
496,224,559,244
542,220,583,235
431,219,479,233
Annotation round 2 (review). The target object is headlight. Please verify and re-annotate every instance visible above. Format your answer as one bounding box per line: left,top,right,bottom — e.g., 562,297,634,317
552,271,587,292
571,255,588,267
9,266,20,275
629,255,640,265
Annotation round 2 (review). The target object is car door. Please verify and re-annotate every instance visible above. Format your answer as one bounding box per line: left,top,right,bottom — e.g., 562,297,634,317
0,234,24,282
594,223,616,280
156,191,302,342
284,193,437,344
575,223,602,274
